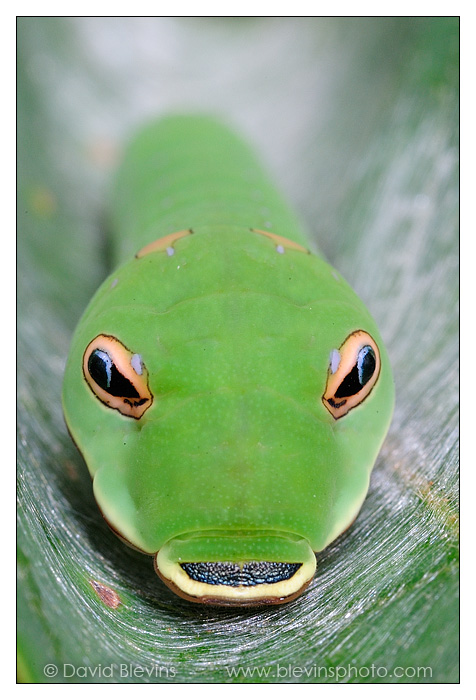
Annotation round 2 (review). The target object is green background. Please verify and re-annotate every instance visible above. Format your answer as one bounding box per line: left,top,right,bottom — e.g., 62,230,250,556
17,17,459,683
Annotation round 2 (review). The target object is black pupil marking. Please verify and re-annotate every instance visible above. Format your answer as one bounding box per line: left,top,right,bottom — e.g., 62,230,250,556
88,349,141,399
334,345,376,399
180,562,302,587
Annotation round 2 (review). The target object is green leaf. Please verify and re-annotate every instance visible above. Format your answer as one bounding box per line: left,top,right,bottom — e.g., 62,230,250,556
18,17,458,683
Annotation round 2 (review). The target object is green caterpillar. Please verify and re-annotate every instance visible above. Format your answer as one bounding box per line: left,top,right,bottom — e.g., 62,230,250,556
62,116,394,606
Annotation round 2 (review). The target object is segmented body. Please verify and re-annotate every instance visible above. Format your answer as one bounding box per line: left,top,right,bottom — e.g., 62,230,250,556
62,117,394,605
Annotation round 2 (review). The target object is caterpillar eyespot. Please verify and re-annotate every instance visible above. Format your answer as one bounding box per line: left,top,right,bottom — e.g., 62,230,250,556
83,335,153,419
322,331,381,420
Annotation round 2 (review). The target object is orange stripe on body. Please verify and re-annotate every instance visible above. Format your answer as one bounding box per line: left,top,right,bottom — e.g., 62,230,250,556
251,228,309,253
135,229,193,258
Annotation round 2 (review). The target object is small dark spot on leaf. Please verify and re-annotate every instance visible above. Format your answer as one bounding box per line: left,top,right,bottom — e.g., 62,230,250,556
90,580,122,609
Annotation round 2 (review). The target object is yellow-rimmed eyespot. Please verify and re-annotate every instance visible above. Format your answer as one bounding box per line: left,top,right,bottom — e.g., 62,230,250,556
322,330,381,419
83,335,153,419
